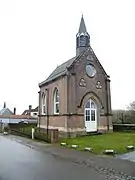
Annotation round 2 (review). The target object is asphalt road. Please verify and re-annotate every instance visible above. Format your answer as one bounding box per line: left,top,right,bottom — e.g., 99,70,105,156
0,136,106,180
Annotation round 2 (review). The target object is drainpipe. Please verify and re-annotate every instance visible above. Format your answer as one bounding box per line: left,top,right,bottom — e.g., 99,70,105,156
105,77,110,131
38,91,41,131
66,68,71,138
45,88,49,141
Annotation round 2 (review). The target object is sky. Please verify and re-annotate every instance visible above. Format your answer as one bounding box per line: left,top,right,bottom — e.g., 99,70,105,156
0,0,135,114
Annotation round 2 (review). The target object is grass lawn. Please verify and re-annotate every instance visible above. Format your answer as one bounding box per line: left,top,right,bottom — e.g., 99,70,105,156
60,132,135,154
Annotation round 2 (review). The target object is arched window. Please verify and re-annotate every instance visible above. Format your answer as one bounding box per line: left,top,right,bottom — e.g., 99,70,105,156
42,93,46,114
79,35,86,47
53,88,59,114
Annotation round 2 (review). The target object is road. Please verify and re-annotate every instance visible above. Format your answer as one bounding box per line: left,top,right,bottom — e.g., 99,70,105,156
0,136,106,180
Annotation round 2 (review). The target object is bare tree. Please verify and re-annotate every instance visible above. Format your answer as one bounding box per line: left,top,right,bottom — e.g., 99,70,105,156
128,101,135,111
112,108,135,124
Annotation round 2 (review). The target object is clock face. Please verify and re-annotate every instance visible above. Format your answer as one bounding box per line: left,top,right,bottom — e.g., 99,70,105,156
86,64,96,77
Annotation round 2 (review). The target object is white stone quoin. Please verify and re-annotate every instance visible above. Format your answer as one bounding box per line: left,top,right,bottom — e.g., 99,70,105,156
126,145,134,150
104,149,115,154
71,145,78,148
84,147,92,152
61,142,66,146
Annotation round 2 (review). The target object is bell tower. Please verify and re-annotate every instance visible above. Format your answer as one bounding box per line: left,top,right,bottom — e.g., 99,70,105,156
76,15,90,56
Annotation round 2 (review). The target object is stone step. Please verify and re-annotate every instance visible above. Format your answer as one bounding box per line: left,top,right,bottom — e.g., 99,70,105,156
86,131,103,136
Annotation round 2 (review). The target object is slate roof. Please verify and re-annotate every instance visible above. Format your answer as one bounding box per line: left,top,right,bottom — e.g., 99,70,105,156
0,108,13,115
39,57,76,87
34,106,38,111
39,46,109,87
78,15,87,33
22,106,38,115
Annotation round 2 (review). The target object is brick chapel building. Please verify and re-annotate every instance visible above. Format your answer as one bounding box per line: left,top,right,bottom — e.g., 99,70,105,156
38,16,112,137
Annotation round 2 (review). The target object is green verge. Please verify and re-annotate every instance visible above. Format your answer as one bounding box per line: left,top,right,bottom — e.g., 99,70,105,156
60,132,135,154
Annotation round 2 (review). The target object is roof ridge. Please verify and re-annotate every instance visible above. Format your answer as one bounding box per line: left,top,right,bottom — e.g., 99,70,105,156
57,57,75,68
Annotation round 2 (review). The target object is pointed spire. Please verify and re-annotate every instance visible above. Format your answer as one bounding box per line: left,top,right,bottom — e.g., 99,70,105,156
78,15,87,33
76,15,90,56
3,102,6,108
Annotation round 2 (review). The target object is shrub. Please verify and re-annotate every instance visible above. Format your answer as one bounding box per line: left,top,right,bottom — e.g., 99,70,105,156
3,126,9,132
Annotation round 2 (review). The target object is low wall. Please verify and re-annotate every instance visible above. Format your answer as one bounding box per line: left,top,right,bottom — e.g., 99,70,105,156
113,124,135,132
36,128,59,143
10,126,59,143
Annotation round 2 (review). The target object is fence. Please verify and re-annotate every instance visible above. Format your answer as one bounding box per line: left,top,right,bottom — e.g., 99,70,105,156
8,123,37,129
113,124,135,132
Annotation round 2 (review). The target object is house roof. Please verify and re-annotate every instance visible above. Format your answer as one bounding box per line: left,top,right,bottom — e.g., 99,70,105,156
34,106,38,111
22,106,38,115
0,108,13,115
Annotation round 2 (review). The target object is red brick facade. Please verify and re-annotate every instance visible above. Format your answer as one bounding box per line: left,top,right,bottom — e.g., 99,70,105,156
38,48,112,137
38,16,112,137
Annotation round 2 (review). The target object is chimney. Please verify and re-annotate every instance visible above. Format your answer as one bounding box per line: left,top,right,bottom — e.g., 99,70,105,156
3,102,6,108
13,107,16,115
29,105,32,116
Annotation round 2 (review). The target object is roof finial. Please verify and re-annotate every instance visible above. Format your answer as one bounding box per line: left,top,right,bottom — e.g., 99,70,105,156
81,12,83,17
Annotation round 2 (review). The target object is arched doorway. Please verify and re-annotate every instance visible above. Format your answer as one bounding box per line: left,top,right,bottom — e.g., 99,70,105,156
84,99,97,132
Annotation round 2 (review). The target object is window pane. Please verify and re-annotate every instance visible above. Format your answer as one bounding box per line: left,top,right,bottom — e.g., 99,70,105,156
80,35,86,47
86,110,90,116
54,89,60,114
85,100,90,108
43,106,46,114
55,90,59,102
42,94,45,104
87,115,90,121
56,103,59,113
91,110,95,121
86,114,90,121
91,101,96,109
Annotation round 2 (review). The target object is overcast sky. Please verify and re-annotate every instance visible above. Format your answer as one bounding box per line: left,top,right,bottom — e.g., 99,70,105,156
0,0,135,113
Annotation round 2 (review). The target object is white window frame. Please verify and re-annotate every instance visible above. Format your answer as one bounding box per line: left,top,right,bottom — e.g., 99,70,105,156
54,88,59,114
85,99,96,122
42,93,46,115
